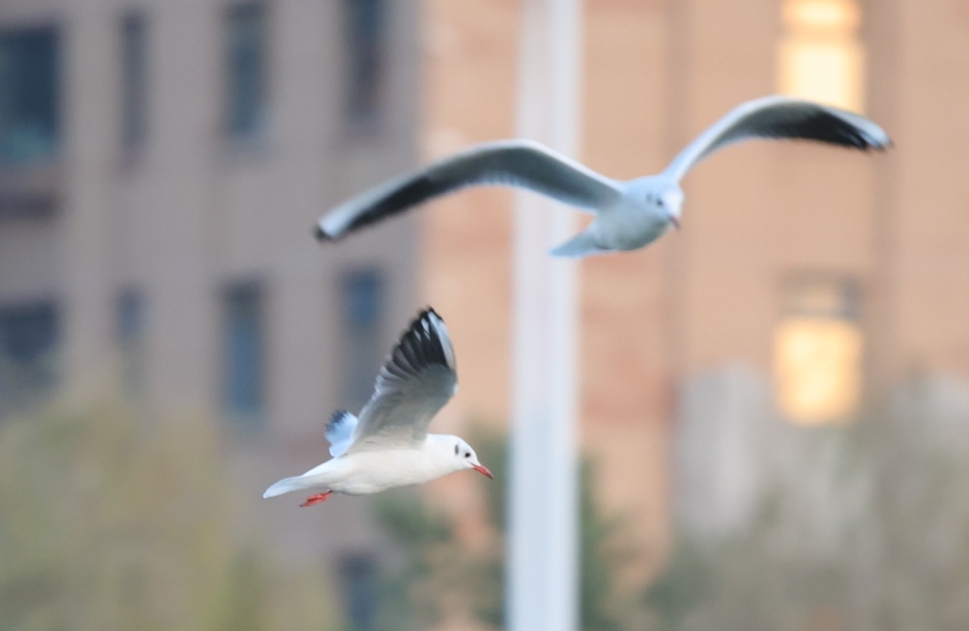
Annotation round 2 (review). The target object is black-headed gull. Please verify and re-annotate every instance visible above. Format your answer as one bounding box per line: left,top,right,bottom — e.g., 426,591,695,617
315,95,891,257
263,308,492,507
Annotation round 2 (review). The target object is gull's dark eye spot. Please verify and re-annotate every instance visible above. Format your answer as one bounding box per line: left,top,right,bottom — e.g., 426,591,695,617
454,445,459,455
464,452,471,458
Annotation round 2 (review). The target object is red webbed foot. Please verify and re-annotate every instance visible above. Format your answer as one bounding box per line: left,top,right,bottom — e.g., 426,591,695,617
299,491,333,507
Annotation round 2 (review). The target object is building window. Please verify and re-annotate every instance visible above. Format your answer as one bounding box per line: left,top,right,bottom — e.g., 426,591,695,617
121,12,148,151
341,270,383,408
777,0,864,112
0,26,60,164
774,274,862,424
222,282,265,428
225,3,268,139
0,301,59,410
338,553,378,631
116,289,145,394
344,0,385,129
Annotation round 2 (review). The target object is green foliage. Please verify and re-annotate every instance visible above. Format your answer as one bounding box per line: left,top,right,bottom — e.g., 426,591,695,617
0,400,335,631
641,540,709,631
371,425,644,631
369,489,461,631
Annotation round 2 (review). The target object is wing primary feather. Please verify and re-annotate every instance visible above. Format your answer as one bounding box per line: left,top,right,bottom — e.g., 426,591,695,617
664,96,891,182
384,308,453,378
346,307,458,452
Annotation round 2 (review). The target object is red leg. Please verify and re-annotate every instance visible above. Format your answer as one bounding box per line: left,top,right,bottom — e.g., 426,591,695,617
300,491,333,507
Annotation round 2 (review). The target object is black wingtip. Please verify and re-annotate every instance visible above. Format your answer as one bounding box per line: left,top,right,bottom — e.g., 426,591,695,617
314,223,333,242
392,307,454,372
326,409,352,432
417,306,442,322
407,307,445,340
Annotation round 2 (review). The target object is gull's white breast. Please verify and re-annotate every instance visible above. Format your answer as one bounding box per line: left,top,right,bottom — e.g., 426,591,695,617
306,448,453,496
597,202,671,251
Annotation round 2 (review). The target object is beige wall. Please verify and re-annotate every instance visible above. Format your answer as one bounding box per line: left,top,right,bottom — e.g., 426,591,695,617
421,0,969,574
419,0,676,566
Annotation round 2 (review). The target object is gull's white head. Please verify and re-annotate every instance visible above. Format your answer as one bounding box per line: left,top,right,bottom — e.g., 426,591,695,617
628,177,685,231
429,434,494,479
659,186,684,228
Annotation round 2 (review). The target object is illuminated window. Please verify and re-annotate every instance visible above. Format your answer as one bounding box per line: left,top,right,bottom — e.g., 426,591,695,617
774,275,862,424
778,0,864,113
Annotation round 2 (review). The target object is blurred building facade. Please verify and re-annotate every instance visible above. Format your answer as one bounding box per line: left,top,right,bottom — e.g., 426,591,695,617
0,0,421,617
420,0,969,571
4,0,969,624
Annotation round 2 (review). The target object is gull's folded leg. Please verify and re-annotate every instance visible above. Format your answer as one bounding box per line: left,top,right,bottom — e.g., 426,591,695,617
299,491,333,507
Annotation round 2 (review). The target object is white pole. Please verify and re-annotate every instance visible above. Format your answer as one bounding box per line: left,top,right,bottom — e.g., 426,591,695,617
508,2,582,631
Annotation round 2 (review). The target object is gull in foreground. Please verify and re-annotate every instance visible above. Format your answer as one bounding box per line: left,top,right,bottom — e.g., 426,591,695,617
263,308,492,507
316,95,891,257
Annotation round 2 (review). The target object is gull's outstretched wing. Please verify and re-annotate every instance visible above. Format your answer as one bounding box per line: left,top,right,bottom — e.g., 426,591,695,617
316,139,623,240
663,95,892,183
346,308,457,453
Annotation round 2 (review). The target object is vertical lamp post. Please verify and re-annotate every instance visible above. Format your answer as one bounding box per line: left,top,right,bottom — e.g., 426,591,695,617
508,2,582,631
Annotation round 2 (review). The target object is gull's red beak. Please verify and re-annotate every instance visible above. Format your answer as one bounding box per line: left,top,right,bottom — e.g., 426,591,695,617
472,464,494,479
669,214,681,230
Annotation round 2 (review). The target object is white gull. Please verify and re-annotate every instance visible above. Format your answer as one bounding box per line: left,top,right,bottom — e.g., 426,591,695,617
263,308,492,507
315,95,891,257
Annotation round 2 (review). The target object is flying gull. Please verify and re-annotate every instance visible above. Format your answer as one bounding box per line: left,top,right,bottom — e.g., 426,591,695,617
314,95,891,257
263,308,492,507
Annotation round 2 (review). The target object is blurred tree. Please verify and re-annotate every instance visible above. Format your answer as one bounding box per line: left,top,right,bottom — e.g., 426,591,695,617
370,426,644,631
0,401,337,631
644,375,969,631
641,539,710,631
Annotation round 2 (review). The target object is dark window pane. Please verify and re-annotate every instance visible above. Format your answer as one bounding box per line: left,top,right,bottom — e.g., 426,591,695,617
345,0,384,126
223,282,264,427
0,27,60,164
225,3,267,137
117,289,145,394
339,553,378,631
117,290,144,342
0,301,59,409
341,270,383,407
121,13,147,150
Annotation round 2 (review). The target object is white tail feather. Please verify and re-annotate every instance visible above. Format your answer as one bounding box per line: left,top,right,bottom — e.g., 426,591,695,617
549,229,611,258
263,475,317,499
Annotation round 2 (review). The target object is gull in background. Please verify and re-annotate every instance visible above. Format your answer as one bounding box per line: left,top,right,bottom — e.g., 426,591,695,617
315,95,891,257
263,308,492,507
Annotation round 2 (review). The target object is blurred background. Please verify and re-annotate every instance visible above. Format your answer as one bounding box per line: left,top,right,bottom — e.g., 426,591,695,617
2,0,969,630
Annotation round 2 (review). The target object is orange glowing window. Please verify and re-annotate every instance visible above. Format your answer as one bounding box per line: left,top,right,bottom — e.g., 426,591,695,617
778,0,865,113
774,276,862,424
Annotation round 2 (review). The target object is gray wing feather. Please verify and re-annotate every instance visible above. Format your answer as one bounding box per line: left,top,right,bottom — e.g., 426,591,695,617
346,308,457,453
317,139,623,240
663,95,891,183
